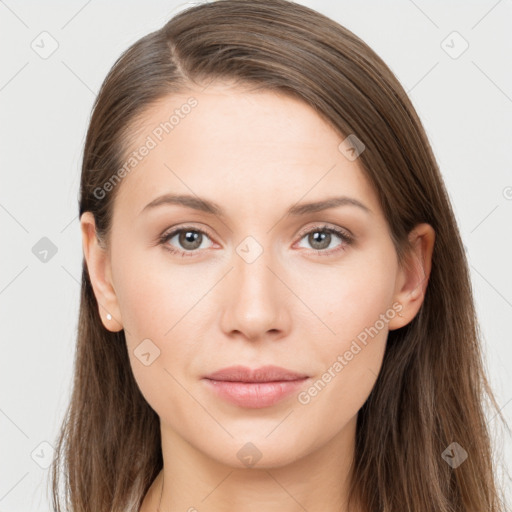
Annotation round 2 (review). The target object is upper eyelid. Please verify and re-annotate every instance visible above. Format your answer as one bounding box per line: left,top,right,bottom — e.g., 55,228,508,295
162,224,215,242
296,223,352,239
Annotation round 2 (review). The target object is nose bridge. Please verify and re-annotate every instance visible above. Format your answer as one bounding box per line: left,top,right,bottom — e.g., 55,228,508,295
220,232,289,338
234,233,280,305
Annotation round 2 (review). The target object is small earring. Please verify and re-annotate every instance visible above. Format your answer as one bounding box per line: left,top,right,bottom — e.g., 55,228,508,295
398,312,404,318
106,313,112,320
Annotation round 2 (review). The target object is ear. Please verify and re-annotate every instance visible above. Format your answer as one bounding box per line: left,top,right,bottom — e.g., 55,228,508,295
388,222,435,330
80,212,123,332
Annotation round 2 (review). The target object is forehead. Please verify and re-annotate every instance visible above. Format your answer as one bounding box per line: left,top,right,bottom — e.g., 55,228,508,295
112,83,380,222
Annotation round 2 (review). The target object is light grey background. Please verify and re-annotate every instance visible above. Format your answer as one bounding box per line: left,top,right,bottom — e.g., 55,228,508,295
1,1,511,510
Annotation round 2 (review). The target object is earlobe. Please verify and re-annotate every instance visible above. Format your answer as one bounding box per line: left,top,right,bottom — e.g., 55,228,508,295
80,212,123,332
388,223,435,330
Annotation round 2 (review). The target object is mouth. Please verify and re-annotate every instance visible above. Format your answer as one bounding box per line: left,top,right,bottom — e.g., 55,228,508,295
202,365,310,408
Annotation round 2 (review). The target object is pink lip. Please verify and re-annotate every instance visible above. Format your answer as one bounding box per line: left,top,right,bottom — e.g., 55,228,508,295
202,365,310,408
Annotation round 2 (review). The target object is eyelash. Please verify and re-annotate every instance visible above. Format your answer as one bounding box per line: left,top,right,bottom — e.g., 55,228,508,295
158,224,354,258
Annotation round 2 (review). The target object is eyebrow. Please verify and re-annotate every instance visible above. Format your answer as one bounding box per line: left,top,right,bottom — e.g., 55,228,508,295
140,193,372,217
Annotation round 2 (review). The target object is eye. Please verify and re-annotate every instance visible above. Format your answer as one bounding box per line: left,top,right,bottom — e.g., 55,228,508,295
295,224,353,255
158,223,354,258
158,226,214,257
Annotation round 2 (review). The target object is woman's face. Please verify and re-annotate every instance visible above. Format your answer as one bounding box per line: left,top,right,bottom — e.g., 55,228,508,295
82,82,430,469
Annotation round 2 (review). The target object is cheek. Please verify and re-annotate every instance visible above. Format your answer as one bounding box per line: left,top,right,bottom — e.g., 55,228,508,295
113,245,208,339
292,246,397,343
292,248,395,408
111,249,210,408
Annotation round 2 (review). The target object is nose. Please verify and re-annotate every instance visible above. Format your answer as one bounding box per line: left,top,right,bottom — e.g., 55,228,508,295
219,244,292,342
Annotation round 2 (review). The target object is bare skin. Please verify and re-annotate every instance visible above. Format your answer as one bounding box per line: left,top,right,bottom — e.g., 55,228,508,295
81,82,435,512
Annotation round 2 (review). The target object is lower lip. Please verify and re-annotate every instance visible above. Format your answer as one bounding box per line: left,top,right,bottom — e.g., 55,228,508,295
203,378,309,408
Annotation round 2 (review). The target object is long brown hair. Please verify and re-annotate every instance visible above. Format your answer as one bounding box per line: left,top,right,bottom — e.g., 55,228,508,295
49,1,510,510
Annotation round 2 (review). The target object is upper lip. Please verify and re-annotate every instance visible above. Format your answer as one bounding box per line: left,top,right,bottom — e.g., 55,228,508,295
203,365,309,383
